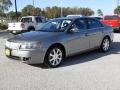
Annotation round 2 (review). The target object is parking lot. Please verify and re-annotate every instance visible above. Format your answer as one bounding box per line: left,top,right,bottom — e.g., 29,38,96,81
0,32,120,90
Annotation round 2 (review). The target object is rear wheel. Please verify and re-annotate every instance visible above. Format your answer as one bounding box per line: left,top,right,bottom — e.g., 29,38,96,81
44,46,65,68
100,37,110,52
28,27,35,32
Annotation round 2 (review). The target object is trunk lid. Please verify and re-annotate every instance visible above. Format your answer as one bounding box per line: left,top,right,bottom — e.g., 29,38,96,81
8,22,25,31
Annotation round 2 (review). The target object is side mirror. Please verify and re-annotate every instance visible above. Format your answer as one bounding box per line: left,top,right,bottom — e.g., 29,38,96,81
69,28,79,33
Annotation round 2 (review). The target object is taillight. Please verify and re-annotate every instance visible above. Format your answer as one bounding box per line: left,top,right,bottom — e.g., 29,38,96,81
21,23,25,28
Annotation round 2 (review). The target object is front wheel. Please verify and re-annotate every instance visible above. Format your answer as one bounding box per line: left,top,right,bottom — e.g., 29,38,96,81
44,46,65,68
100,37,110,52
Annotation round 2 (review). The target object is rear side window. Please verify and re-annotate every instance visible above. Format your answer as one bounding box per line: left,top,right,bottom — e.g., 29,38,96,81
72,19,86,30
35,17,42,23
21,18,32,23
104,16,119,20
87,19,103,29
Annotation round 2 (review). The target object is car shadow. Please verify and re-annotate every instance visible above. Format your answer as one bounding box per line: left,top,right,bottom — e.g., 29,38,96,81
32,42,120,69
60,42,120,67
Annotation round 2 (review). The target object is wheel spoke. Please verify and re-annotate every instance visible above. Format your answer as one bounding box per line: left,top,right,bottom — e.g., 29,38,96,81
55,59,59,65
49,48,63,66
49,58,55,62
56,49,60,54
50,53,54,57
102,39,110,51
53,49,56,54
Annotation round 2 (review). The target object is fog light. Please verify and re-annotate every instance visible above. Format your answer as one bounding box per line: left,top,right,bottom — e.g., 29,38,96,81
23,57,31,61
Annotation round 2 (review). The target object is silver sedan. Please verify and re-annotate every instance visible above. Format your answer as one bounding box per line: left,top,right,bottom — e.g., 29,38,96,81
5,17,113,68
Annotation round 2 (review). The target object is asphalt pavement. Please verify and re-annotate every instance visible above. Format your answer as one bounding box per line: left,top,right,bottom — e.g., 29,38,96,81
0,32,120,90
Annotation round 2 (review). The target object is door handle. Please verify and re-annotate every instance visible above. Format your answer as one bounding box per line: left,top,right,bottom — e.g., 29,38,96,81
85,33,90,36
85,33,96,36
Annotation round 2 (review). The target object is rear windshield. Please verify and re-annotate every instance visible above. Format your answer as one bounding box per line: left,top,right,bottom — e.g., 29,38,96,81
21,17,32,23
104,16,119,20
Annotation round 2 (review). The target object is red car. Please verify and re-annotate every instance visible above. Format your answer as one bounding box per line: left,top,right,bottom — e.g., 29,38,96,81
101,15,120,32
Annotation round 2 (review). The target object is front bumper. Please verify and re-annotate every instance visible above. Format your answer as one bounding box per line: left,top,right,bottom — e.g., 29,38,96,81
9,30,28,34
5,47,46,64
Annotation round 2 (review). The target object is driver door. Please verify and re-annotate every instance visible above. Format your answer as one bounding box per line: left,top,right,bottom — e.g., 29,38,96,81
66,19,90,55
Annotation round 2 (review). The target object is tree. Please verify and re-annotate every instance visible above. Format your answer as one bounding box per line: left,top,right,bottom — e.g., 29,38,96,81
114,6,120,15
21,5,35,16
34,7,42,16
7,11,21,20
21,5,94,19
44,6,94,18
21,5,42,16
97,9,103,16
80,8,94,16
0,0,12,13
7,11,15,19
0,0,12,22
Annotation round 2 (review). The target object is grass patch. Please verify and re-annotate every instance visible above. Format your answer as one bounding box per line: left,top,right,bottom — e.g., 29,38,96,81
0,23,8,30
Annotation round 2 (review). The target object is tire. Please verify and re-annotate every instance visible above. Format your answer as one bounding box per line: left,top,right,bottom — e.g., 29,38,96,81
100,37,110,52
28,27,35,32
44,46,65,68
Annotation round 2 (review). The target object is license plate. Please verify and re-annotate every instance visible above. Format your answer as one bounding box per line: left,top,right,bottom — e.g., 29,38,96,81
13,31,16,33
5,49,11,56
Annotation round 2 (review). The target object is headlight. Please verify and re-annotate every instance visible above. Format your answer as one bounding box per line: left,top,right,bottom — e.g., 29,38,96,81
20,42,42,49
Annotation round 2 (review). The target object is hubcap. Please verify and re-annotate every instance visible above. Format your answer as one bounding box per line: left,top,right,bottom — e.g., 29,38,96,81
49,48,63,66
103,39,110,51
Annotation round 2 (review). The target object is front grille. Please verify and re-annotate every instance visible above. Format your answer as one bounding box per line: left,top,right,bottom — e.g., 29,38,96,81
7,55,21,60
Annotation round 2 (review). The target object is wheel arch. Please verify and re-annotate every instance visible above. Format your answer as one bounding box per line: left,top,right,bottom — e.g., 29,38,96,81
43,43,66,68
103,35,111,42
45,43,66,58
28,26,35,31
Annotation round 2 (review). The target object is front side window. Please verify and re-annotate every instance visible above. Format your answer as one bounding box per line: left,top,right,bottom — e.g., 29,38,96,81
71,19,86,30
87,19,103,29
39,19,72,32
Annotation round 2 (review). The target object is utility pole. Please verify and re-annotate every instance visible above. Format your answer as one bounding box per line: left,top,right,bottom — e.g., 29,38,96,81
15,0,18,21
33,0,35,7
60,0,63,17
117,0,119,7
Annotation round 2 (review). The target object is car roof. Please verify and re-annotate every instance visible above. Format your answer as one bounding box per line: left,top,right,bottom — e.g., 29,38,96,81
52,16,94,20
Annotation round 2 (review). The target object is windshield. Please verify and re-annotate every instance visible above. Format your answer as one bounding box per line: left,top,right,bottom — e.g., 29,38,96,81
39,19,72,32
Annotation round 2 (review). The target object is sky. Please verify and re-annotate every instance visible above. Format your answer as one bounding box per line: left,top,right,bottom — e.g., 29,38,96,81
9,0,118,16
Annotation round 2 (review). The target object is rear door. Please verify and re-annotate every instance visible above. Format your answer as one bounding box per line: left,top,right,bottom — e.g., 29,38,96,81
86,18,103,49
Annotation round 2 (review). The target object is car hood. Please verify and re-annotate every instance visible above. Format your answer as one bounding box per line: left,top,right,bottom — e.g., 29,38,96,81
8,31,63,43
